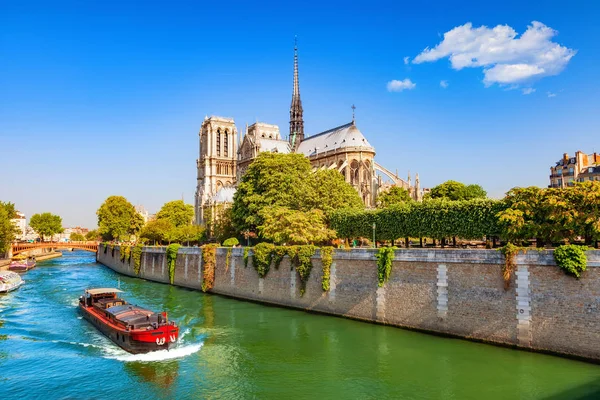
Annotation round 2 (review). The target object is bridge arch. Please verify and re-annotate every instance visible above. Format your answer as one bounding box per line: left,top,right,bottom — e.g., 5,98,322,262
11,242,99,256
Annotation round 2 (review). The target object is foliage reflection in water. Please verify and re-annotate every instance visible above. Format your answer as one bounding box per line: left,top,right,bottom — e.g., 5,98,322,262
0,251,599,399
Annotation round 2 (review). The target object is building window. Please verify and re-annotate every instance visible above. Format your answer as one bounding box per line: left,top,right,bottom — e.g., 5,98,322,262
217,129,221,156
569,168,574,174
224,131,228,157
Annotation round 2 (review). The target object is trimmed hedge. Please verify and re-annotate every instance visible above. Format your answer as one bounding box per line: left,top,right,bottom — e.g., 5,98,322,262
330,198,504,240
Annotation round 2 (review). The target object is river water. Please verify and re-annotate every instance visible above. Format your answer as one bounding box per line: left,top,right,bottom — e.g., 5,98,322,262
1,251,599,399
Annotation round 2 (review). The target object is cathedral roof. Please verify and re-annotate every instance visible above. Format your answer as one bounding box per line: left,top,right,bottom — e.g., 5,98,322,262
212,187,236,203
296,122,374,157
257,138,290,154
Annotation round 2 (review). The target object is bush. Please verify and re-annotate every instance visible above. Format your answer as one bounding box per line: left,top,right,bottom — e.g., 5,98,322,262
222,237,239,247
554,244,588,278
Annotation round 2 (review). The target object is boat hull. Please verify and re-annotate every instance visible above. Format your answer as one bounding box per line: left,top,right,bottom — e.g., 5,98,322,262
78,305,177,354
9,262,35,272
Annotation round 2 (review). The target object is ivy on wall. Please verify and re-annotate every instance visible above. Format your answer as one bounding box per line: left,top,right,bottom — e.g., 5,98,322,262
201,244,218,292
321,246,333,291
225,247,233,272
166,243,180,285
272,246,288,270
120,244,131,263
554,244,588,278
289,245,316,296
499,243,519,290
132,243,143,275
103,243,108,254
376,247,396,287
253,243,274,278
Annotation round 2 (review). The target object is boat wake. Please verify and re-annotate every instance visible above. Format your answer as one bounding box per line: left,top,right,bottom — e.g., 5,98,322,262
106,342,203,362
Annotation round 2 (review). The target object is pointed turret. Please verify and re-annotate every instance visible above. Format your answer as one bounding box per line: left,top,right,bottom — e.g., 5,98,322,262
289,37,304,151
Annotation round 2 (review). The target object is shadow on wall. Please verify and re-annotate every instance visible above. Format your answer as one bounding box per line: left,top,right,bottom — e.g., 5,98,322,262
543,378,600,400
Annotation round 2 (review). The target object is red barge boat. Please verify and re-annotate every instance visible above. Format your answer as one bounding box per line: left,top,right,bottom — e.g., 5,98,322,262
79,288,179,354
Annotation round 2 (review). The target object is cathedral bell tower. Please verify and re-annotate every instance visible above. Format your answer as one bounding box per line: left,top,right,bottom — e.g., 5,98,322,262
195,116,237,225
289,37,304,151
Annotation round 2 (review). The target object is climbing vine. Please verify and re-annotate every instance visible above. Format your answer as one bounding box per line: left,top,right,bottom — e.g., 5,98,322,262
103,243,108,254
272,246,288,270
201,244,217,292
253,243,274,278
499,243,520,290
554,244,588,278
132,243,143,275
166,243,180,285
120,244,131,263
110,244,115,258
288,245,316,296
321,246,333,292
225,247,233,272
376,247,396,287
243,247,251,268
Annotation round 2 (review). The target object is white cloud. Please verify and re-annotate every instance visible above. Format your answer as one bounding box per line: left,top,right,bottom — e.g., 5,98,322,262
440,80,449,88
403,56,410,65
522,88,536,95
547,91,557,98
413,21,576,86
387,79,416,92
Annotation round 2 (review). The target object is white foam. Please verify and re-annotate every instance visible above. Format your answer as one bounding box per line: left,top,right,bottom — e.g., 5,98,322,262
107,342,203,362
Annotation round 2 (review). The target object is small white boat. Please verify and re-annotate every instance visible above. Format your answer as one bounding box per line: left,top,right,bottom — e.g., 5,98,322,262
0,271,24,293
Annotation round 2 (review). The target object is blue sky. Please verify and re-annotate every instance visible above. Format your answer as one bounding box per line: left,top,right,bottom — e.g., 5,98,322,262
1,0,598,228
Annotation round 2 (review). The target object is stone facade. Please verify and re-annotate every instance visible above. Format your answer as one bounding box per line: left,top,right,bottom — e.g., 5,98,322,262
549,150,600,188
195,116,238,225
99,246,600,362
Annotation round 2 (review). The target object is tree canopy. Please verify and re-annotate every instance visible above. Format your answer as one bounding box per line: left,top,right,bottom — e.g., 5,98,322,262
498,182,600,245
428,180,487,201
156,200,194,227
30,212,63,241
376,186,412,208
97,196,144,241
85,229,100,241
232,152,363,237
0,201,17,254
259,206,335,245
139,219,205,245
70,232,85,241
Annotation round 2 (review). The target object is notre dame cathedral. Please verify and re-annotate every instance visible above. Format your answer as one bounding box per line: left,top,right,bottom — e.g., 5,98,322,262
195,42,424,225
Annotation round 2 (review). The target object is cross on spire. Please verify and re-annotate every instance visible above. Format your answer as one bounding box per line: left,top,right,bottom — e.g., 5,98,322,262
351,104,356,124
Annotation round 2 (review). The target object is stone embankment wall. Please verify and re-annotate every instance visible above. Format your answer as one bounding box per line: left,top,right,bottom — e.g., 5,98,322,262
97,246,600,362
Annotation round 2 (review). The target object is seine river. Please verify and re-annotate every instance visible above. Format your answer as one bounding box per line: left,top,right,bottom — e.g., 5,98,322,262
1,251,599,399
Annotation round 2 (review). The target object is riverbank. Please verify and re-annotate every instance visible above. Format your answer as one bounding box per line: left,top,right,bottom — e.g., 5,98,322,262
98,245,600,363
0,251,62,270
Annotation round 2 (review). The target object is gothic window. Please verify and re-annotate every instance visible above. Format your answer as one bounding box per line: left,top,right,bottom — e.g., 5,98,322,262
224,130,229,157
363,160,371,183
350,160,359,185
217,129,222,156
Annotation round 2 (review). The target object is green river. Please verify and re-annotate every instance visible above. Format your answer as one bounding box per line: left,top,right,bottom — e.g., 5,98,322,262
0,251,599,399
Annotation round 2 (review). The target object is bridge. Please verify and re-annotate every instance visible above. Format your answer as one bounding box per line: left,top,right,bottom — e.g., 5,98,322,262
11,241,99,256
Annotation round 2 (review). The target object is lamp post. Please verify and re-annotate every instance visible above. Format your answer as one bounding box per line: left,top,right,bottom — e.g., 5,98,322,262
372,223,376,248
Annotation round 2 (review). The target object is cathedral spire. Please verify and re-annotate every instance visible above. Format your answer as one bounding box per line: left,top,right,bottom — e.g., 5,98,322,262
289,36,304,151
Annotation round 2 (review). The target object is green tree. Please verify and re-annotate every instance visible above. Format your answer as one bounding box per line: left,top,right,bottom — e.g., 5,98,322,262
311,169,364,215
429,180,487,201
140,219,174,244
30,212,64,241
376,186,412,208
0,202,18,255
212,206,237,242
97,196,143,241
156,200,194,228
70,232,85,241
258,206,335,245
232,152,363,235
174,224,206,246
85,229,100,241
